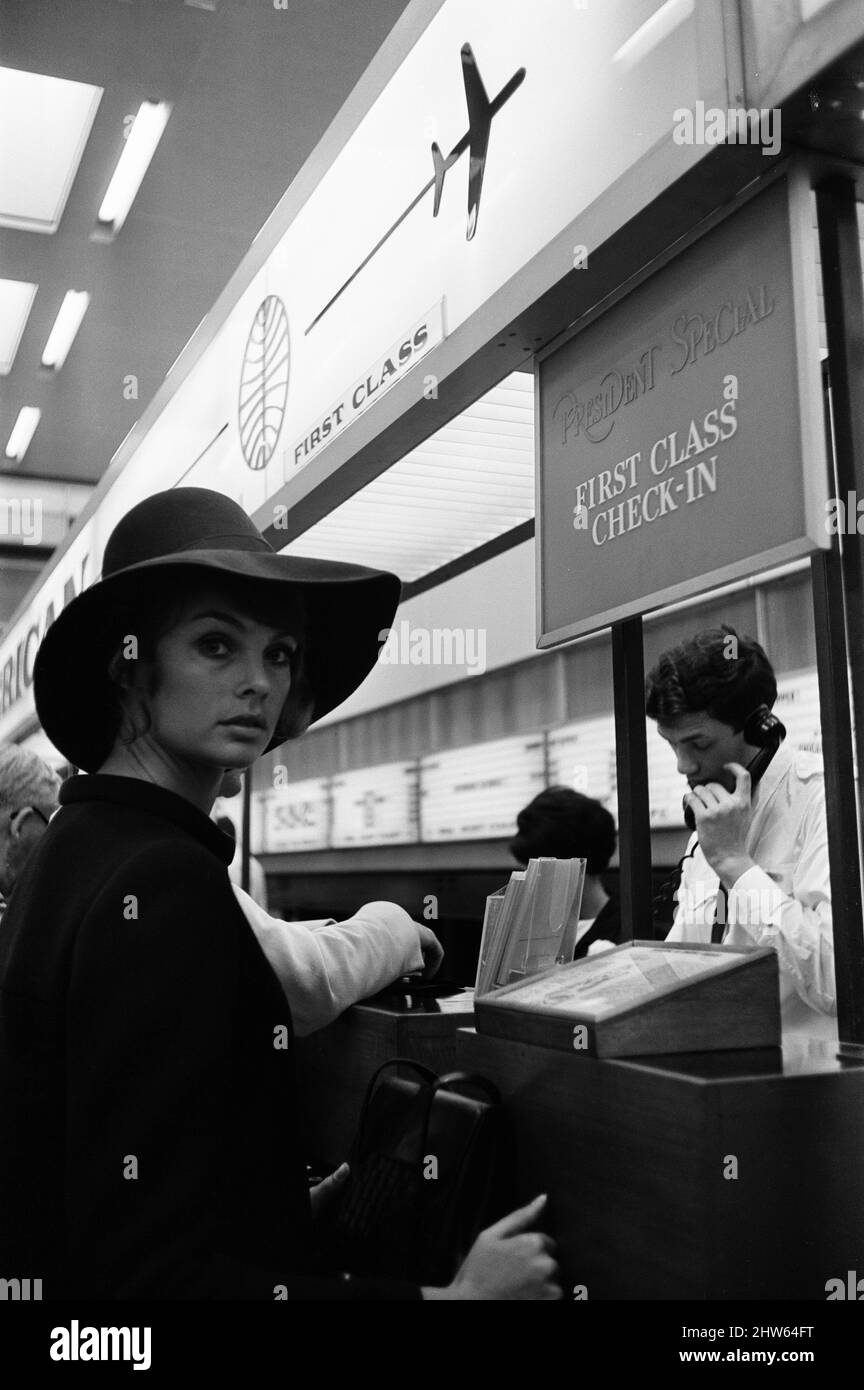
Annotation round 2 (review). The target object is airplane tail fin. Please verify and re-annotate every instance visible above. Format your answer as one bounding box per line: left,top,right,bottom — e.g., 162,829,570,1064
431,142,447,216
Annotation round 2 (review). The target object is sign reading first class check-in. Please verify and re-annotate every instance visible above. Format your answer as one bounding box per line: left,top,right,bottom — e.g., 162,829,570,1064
536,171,829,645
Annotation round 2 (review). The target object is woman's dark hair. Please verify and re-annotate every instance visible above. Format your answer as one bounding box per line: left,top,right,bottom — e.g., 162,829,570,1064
214,816,237,847
509,786,617,874
644,625,776,732
103,571,315,753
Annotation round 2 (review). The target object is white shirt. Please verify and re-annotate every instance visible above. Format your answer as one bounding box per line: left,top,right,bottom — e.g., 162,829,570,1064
232,885,425,1037
668,742,836,1042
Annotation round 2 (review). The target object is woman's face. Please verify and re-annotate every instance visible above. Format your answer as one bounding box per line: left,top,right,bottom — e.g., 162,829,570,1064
130,583,301,770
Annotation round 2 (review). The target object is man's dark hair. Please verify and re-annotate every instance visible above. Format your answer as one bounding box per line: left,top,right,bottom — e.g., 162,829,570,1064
645,625,777,731
509,786,617,875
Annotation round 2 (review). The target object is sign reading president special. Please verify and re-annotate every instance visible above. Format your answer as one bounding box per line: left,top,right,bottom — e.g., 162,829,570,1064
536,170,828,646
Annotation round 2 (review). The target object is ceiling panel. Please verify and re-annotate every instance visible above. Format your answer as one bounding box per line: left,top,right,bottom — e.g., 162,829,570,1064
279,371,535,581
0,277,37,373
0,67,102,233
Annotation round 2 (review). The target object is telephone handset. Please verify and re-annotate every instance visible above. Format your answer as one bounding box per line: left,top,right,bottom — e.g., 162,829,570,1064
682,705,787,832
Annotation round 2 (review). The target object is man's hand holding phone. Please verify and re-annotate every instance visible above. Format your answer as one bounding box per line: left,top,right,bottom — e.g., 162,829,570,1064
684,761,757,889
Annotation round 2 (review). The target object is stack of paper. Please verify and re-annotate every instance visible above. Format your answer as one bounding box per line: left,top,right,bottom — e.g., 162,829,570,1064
475,857,586,996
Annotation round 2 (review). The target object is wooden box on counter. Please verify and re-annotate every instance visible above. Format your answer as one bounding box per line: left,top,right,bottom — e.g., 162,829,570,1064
474,941,781,1057
295,990,474,1167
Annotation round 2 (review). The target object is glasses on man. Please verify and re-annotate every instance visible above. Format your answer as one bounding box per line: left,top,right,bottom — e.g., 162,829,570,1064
9,805,53,829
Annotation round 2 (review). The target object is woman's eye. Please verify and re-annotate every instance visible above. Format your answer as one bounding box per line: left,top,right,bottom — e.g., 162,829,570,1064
198,635,231,657
267,644,295,666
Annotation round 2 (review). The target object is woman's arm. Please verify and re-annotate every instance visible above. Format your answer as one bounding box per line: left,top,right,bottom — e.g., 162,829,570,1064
233,887,428,1035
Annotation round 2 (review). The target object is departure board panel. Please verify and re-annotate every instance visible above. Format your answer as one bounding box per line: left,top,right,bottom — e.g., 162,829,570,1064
263,778,330,852
547,716,616,807
775,669,822,757
331,761,418,846
420,735,546,841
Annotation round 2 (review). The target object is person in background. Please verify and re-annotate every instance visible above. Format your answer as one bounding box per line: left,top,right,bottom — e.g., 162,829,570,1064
215,811,270,911
215,770,442,1037
645,625,835,1041
0,744,60,923
509,786,621,957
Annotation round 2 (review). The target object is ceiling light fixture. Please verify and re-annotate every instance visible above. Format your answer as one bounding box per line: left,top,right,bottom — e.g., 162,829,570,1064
97,100,171,233
0,68,102,234
41,290,90,369
612,0,695,70
0,278,38,374
5,407,41,462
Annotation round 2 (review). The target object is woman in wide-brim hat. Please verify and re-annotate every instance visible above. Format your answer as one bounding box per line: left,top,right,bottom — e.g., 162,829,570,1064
0,488,560,1303
0,487,425,1301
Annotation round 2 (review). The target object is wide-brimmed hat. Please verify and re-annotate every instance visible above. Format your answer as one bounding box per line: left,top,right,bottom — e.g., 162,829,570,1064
33,487,400,771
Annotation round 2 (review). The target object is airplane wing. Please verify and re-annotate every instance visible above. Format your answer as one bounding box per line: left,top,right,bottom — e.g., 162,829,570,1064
461,43,492,240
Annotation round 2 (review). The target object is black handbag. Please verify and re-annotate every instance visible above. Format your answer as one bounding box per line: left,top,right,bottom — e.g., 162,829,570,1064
325,1057,513,1286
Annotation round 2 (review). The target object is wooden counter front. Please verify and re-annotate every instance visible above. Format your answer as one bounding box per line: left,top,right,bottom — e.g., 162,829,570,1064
295,998,864,1298
459,1027,864,1300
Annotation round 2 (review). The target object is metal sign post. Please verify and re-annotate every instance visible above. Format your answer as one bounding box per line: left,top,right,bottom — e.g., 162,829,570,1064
815,174,864,1044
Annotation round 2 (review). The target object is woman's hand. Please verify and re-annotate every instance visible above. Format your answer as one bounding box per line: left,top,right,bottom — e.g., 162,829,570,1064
422,1194,562,1300
309,1162,350,1223
415,924,444,979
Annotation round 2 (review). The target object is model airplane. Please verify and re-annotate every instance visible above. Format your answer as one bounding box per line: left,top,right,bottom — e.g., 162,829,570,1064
305,43,526,334
432,43,526,240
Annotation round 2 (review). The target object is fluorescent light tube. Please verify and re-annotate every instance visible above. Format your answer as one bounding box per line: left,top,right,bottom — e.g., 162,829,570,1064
41,289,90,369
97,100,171,232
613,0,694,69
5,406,41,461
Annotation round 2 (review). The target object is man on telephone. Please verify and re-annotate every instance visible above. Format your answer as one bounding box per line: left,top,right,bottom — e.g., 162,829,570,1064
645,625,836,1041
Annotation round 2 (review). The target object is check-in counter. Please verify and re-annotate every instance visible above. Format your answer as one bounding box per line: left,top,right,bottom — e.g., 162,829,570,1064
296,999,864,1299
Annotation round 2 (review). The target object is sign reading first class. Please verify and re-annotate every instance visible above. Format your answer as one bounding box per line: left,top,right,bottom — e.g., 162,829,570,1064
536,171,829,646
291,302,445,475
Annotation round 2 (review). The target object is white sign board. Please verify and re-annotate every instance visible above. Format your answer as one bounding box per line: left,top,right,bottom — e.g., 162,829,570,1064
775,669,823,759
546,715,617,809
264,778,330,853
330,761,418,846
420,733,545,841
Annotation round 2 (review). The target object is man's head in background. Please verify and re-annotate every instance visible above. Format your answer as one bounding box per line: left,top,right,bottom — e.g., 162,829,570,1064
0,744,61,899
645,625,777,793
509,786,616,875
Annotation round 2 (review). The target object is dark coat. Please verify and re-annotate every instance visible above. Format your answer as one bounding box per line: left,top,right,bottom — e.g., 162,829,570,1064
0,774,417,1300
